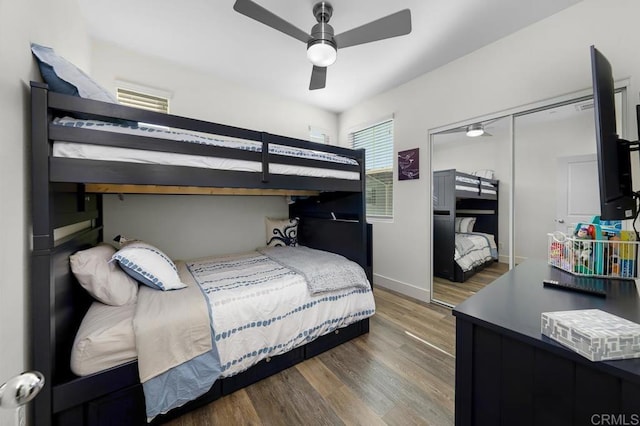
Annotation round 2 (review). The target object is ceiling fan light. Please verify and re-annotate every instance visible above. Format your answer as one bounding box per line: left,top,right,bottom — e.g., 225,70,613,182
466,124,485,137
307,40,337,67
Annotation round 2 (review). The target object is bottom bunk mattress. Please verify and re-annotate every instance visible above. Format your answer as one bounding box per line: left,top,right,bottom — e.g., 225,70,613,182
454,232,498,273
70,246,375,420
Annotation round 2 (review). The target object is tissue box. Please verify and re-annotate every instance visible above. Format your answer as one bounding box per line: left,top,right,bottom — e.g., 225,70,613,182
541,309,640,361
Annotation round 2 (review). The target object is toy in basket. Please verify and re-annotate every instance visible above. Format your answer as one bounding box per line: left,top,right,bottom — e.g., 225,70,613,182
547,216,639,279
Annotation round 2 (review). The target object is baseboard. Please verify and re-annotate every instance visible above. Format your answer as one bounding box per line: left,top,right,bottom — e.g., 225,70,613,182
373,273,430,303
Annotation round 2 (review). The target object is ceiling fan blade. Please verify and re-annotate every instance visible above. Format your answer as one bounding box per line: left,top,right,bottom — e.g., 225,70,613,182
438,127,466,135
309,66,327,90
334,9,411,49
233,0,310,43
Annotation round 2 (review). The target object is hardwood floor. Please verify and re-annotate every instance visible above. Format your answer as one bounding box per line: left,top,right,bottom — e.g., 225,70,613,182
433,261,509,306
165,288,456,426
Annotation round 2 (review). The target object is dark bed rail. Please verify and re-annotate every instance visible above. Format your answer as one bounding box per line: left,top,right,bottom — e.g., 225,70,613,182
34,82,364,193
30,81,371,426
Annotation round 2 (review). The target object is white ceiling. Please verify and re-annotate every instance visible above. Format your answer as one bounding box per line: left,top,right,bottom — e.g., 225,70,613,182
78,0,582,113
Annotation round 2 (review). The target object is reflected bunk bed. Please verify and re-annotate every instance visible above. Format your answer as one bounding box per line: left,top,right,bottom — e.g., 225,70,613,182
30,81,373,426
433,169,499,283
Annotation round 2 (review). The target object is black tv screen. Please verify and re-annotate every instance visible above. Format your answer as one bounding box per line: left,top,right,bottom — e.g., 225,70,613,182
591,45,636,220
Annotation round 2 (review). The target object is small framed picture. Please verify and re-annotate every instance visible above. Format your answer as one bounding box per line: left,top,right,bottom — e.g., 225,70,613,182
398,148,419,180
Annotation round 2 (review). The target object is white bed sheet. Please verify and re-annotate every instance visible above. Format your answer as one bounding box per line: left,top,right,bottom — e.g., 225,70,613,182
70,301,137,376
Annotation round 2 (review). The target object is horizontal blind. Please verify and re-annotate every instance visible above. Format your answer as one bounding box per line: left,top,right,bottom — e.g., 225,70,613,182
350,119,394,217
351,119,393,172
117,88,169,114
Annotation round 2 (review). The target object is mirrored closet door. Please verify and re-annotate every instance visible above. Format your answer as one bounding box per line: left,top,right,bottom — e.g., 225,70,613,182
513,92,624,264
430,88,627,308
430,116,512,307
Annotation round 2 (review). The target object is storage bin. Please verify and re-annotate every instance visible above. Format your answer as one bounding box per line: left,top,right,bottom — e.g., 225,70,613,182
547,231,639,279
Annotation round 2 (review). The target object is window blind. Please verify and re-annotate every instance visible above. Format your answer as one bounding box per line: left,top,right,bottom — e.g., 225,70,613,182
350,119,394,218
117,88,170,114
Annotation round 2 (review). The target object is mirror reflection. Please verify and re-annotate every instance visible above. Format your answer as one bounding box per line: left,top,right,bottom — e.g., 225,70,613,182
431,116,511,307
513,93,623,264
430,91,625,307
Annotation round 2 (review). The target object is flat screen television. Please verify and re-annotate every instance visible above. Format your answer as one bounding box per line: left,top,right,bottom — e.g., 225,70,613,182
591,45,637,220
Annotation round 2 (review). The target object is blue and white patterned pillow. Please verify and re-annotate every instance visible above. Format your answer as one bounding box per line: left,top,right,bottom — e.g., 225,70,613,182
266,217,299,247
111,242,186,291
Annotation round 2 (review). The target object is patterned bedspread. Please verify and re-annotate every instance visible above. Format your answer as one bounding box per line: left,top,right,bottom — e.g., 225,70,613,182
187,249,375,377
53,117,357,165
142,249,375,420
454,232,498,272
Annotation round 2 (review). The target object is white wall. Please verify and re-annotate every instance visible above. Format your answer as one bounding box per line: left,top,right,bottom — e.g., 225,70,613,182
0,1,89,425
90,41,340,258
338,0,640,300
103,195,289,260
91,40,338,144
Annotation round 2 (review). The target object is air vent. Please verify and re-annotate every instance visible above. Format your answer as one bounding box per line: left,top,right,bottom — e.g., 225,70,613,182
575,101,594,112
117,88,169,114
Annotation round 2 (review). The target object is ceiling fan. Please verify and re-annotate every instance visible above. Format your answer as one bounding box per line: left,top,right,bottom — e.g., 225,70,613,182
439,119,501,138
233,0,412,90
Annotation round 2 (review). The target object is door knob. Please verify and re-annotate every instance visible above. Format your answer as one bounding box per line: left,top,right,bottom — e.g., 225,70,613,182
0,371,45,408
556,219,565,223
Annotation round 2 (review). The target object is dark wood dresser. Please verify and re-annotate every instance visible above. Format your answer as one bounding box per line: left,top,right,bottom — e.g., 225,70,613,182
453,260,640,426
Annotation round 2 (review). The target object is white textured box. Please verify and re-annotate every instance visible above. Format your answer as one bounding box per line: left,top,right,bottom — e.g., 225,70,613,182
541,309,640,361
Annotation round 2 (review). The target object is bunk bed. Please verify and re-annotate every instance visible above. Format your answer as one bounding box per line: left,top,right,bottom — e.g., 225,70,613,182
30,81,373,426
433,169,499,282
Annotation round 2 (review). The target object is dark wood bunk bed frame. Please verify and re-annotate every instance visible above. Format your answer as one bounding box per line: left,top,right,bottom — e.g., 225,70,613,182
30,81,373,426
433,168,499,282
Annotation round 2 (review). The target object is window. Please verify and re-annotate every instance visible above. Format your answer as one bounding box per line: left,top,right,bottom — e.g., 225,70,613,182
309,126,330,144
116,87,170,114
350,119,394,218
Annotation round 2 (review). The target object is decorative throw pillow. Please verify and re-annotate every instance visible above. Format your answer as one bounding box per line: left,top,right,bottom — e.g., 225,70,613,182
70,243,138,306
111,241,186,291
454,217,463,232
265,217,299,247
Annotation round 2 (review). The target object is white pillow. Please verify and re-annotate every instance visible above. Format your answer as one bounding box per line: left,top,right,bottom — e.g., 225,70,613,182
70,243,138,306
455,217,477,233
472,169,495,179
461,217,477,233
111,242,186,291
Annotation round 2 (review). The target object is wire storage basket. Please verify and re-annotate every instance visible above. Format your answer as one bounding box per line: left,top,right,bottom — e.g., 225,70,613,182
547,232,640,279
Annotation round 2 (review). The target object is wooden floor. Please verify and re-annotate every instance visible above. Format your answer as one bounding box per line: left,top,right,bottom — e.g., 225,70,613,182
165,287,456,426
433,261,509,306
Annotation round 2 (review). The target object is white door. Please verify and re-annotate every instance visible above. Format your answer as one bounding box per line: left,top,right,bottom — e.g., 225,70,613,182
556,154,600,233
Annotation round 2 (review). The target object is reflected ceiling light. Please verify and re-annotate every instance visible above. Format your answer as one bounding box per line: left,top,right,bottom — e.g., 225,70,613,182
466,123,485,137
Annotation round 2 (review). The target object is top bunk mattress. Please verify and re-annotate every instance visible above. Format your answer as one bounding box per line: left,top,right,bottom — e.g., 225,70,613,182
51,117,361,181
455,175,497,195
